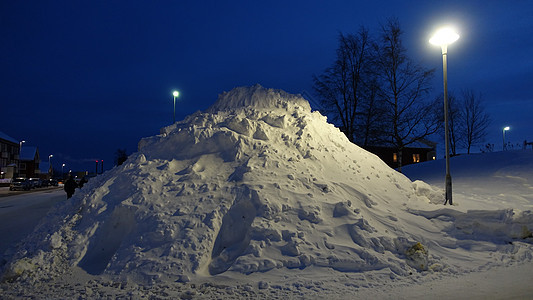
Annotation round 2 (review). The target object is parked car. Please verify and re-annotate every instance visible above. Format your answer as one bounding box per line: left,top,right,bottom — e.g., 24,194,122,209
28,178,42,188
9,178,31,191
48,179,58,186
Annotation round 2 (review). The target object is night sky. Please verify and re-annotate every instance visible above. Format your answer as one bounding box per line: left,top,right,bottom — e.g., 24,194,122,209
2,1,532,173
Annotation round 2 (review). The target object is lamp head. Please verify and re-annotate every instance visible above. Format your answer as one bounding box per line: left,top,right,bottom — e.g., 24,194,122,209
172,91,179,97
504,126,510,131
429,27,460,46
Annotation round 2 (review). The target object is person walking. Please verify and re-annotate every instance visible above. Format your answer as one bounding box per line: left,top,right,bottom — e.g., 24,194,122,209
64,175,77,199
79,176,88,188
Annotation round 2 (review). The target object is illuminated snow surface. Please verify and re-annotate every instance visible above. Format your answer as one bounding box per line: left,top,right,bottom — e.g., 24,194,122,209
1,85,532,299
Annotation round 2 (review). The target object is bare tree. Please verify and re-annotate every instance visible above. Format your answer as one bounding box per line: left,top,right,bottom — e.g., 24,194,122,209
356,78,388,147
375,18,439,170
313,28,372,142
114,148,128,166
459,89,491,153
447,93,461,156
437,92,461,156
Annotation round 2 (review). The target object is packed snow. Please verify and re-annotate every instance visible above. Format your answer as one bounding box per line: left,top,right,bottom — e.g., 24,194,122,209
1,85,532,298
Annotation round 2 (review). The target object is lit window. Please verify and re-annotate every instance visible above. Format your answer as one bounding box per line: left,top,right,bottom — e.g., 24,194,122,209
393,153,398,162
413,154,420,163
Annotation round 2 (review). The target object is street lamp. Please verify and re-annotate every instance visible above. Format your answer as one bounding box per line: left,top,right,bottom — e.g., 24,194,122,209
62,163,66,179
172,90,180,123
430,27,459,205
18,140,25,177
503,126,510,150
48,155,53,177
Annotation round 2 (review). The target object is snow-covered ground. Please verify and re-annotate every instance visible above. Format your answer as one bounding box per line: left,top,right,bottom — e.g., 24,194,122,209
1,85,532,299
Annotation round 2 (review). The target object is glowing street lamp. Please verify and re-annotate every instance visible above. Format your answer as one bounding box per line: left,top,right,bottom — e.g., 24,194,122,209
47,154,53,178
18,140,25,176
430,27,460,205
503,126,510,150
172,90,180,123
62,163,66,179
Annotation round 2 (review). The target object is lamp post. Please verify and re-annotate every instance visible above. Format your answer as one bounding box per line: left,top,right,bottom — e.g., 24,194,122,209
503,126,510,150
430,27,459,205
48,155,53,178
18,140,25,177
172,90,180,123
62,163,66,180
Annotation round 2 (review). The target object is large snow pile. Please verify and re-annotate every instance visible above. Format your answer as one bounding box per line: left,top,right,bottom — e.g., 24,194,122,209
2,85,532,297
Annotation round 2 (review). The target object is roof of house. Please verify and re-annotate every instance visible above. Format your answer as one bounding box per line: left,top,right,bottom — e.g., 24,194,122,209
39,162,51,173
20,146,39,161
408,139,438,149
0,131,18,144
366,138,437,150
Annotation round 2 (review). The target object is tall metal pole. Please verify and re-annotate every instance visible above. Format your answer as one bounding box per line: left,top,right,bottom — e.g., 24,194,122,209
173,95,176,123
172,91,179,124
18,140,25,177
442,44,453,205
502,128,506,151
48,155,53,178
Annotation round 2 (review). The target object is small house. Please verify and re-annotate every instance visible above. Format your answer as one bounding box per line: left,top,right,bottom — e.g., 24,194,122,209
20,146,40,178
364,139,437,169
0,131,19,179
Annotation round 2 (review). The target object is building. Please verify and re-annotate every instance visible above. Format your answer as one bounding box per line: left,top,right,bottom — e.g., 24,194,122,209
364,139,437,169
39,162,53,180
19,146,40,179
0,131,20,179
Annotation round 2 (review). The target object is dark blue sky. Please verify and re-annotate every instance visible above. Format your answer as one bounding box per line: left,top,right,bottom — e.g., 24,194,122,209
2,1,532,172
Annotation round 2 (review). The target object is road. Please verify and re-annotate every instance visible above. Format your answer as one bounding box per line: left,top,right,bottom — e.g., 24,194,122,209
0,188,66,264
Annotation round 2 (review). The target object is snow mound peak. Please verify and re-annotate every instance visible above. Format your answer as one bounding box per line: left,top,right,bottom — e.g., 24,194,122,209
207,84,311,112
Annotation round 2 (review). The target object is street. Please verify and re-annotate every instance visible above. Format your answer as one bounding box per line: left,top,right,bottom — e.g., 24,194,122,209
0,187,65,265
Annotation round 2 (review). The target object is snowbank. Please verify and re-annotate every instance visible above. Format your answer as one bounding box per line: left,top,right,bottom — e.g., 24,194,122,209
2,85,532,298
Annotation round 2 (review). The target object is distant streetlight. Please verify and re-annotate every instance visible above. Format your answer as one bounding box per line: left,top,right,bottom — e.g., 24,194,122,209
18,140,25,177
62,163,66,179
430,27,460,205
503,126,510,150
48,155,53,177
172,90,180,123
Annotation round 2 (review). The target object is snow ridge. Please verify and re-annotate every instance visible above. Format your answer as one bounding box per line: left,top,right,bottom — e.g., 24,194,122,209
207,84,311,113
